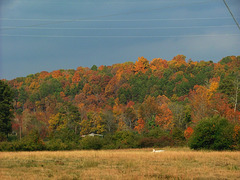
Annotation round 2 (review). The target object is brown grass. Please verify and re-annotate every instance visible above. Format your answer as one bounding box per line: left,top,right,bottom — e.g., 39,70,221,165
0,147,240,180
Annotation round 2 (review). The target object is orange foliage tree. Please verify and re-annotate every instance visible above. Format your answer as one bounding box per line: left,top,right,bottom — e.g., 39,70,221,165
134,57,149,74
155,104,173,130
189,77,220,123
134,118,145,134
184,127,194,140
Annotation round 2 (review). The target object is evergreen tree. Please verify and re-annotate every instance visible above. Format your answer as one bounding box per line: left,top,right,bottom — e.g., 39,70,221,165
0,80,14,141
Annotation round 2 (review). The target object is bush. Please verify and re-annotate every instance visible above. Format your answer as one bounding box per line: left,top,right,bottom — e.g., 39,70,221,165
171,127,186,146
0,130,46,151
80,136,104,150
139,136,174,148
101,134,116,149
232,125,240,150
112,131,140,149
189,116,234,150
49,128,80,143
45,139,70,151
0,132,7,142
46,128,80,150
139,137,156,147
146,127,169,138
7,134,18,142
17,130,46,151
0,141,15,151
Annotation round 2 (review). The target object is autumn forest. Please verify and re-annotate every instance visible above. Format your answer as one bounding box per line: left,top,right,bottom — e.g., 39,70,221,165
1,55,240,151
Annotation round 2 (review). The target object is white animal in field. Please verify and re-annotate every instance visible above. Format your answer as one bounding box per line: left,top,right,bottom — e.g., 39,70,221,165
152,149,164,152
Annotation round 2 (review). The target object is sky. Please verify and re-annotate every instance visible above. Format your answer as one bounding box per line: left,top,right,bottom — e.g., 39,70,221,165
0,0,240,80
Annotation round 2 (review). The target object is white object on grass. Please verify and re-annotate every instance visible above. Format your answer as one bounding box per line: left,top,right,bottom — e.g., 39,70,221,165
153,149,164,152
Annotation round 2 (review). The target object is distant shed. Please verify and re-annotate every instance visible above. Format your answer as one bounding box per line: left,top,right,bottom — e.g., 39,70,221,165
81,133,103,138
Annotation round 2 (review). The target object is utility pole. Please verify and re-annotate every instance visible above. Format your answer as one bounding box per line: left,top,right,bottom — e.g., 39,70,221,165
223,0,240,31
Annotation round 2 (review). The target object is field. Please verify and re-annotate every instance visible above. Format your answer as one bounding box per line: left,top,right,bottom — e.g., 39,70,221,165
0,147,240,180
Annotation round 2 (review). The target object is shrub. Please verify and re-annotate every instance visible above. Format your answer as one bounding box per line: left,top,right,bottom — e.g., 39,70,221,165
171,127,186,146
139,137,156,147
0,132,7,142
112,131,140,149
0,141,15,151
101,134,116,149
80,136,104,150
0,130,46,151
49,128,80,143
7,134,18,142
189,116,234,150
139,136,174,148
146,127,169,138
17,130,46,151
233,125,240,150
45,139,69,151
155,136,174,147
46,128,80,150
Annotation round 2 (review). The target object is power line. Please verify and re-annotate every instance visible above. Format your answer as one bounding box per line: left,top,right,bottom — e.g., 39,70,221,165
2,0,220,6
223,0,240,31
1,17,236,22
4,0,220,4
2,17,237,31
1,34,239,38
1,25,236,31
0,0,222,31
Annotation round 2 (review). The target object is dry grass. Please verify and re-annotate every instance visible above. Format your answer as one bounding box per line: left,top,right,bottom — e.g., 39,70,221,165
0,147,240,180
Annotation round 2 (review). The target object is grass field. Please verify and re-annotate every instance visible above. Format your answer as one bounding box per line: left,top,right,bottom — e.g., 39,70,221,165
0,147,240,180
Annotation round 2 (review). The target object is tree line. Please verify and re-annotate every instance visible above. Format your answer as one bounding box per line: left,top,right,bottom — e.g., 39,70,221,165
0,55,239,150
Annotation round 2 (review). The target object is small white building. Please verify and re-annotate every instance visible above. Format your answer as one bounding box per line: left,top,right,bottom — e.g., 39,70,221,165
81,133,103,138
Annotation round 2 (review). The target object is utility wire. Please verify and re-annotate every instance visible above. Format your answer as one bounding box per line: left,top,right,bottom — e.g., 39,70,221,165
1,34,239,38
0,0,221,31
2,0,220,5
1,25,235,30
1,17,236,22
223,0,240,31
1,17,237,31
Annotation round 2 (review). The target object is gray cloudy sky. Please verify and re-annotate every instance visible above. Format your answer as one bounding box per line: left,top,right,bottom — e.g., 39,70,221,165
0,0,240,80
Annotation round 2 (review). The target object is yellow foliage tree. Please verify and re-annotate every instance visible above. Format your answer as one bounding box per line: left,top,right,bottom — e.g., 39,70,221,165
48,113,67,133
134,57,149,74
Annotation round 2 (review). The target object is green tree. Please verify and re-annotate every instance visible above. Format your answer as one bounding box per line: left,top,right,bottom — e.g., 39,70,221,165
18,87,28,107
39,78,63,98
91,65,98,71
219,56,233,65
189,116,234,150
0,80,14,141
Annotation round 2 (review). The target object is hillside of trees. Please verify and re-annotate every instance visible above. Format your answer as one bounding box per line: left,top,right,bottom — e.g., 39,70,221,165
1,55,240,150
